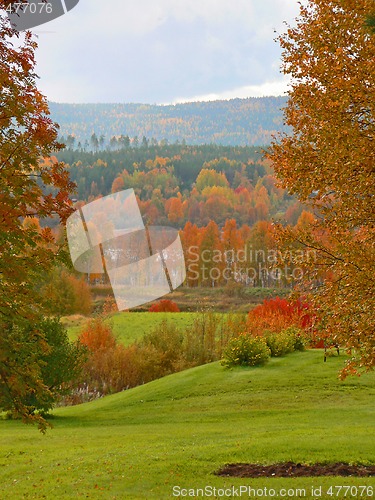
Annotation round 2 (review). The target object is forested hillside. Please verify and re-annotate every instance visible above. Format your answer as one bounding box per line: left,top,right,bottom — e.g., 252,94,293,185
50,96,287,147
56,144,302,229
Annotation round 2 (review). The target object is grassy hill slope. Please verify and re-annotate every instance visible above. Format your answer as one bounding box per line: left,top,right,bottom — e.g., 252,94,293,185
0,351,374,499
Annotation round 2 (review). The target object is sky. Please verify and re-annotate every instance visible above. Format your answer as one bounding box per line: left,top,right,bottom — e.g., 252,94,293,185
34,0,300,104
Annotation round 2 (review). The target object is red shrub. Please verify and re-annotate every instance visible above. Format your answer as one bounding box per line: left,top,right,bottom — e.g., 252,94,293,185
247,296,315,336
149,299,180,312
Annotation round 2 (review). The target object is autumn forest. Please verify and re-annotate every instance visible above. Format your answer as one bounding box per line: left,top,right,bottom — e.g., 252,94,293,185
0,1,374,496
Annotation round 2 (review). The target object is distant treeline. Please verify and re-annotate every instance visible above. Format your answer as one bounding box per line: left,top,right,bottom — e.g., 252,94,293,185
57,143,265,191
50,96,288,148
55,144,302,228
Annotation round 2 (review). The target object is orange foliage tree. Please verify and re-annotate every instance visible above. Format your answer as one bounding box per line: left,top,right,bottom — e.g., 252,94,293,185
0,4,75,429
268,0,375,375
165,195,184,224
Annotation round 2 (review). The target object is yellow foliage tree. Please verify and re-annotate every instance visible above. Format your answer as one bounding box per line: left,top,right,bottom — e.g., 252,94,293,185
268,0,375,375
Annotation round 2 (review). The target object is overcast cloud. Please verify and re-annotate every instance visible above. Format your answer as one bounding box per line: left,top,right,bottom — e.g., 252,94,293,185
34,0,299,104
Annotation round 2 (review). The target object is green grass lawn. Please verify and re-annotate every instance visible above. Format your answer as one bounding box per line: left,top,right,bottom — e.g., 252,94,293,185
0,351,374,499
65,312,201,345
109,312,199,346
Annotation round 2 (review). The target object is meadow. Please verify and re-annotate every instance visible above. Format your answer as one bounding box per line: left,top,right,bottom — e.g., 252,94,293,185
0,350,374,499
63,312,200,345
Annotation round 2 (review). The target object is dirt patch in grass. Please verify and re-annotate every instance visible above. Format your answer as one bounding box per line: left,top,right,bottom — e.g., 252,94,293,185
216,462,375,478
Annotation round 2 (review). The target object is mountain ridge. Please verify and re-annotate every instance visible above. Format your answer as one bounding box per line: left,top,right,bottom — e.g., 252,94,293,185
49,96,288,147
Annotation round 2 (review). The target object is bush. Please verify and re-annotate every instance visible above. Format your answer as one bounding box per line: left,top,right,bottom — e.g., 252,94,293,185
263,326,307,357
264,330,295,357
285,326,307,351
149,299,180,312
221,334,271,367
247,296,315,336
184,311,219,365
215,312,247,359
78,318,124,395
76,318,188,400
2,318,87,415
141,320,184,375
79,318,116,351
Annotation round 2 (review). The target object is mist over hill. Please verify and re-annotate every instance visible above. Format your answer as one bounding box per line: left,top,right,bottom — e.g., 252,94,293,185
49,96,288,147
